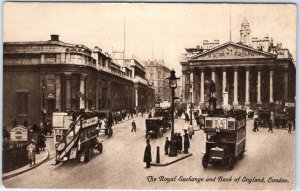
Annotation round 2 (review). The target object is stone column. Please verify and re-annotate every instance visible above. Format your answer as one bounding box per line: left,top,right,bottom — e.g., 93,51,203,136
269,69,274,103
80,73,87,109
41,54,45,64
61,53,65,63
245,68,250,106
283,67,288,101
257,68,262,104
65,73,72,110
222,68,229,107
135,88,138,107
182,72,186,102
200,69,205,105
222,69,227,93
233,68,239,106
211,68,215,82
55,74,61,111
190,69,194,103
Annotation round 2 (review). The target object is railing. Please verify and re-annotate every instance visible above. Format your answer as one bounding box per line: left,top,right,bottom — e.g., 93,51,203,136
3,141,29,173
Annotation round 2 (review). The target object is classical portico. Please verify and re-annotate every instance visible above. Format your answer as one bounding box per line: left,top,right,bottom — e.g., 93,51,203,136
181,42,294,109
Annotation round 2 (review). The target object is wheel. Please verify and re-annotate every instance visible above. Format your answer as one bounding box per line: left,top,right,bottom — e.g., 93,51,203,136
228,157,235,170
240,150,245,159
84,149,90,163
98,143,103,154
108,129,113,138
202,154,209,168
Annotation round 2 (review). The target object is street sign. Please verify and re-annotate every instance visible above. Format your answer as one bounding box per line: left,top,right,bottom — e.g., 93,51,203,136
10,125,28,141
285,102,295,107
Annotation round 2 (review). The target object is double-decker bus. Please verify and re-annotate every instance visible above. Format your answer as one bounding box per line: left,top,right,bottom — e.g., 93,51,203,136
202,111,246,170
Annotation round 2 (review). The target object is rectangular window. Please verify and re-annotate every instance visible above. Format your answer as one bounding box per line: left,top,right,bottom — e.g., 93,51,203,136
45,54,56,63
17,92,28,115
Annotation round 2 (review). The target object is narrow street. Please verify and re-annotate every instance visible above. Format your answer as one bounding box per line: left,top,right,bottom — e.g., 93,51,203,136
3,115,295,190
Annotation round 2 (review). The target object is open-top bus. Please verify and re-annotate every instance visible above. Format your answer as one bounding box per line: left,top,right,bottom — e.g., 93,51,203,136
55,112,103,164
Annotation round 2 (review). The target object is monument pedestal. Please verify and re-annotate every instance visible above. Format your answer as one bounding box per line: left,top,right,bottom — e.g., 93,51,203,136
208,97,217,113
222,91,229,109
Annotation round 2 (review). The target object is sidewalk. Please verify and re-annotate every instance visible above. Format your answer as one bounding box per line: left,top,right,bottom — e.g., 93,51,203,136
3,149,50,180
151,152,193,167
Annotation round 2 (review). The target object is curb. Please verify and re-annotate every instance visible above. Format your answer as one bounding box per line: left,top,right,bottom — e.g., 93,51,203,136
150,153,193,167
3,149,50,180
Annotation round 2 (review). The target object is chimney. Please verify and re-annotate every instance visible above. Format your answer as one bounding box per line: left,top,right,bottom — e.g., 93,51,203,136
50,34,59,41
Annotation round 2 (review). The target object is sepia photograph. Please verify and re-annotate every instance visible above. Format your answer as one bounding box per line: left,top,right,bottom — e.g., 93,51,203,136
2,2,296,190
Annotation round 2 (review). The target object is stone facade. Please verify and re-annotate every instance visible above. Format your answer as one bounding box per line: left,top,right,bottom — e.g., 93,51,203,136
181,20,296,109
3,35,155,128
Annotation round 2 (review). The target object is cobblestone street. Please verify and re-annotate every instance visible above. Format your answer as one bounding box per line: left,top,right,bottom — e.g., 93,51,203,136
3,116,295,190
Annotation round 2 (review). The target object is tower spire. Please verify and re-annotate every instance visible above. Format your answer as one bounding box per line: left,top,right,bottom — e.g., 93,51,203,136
230,6,232,42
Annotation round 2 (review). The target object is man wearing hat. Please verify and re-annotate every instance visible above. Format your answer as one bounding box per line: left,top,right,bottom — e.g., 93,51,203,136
131,120,137,132
183,130,190,154
143,139,152,168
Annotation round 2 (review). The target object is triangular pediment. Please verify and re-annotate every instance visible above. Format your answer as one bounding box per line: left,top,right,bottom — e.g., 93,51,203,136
190,42,275,61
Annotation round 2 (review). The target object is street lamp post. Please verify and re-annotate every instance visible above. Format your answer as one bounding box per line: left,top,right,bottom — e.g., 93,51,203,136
167,69,179,157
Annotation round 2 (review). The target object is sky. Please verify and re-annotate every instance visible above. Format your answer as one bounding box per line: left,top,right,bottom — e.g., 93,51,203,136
3,3,297,74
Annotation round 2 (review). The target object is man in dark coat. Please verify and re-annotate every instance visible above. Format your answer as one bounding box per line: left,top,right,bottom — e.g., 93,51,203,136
253,118,259,132
178,133,183,153
288,120,293,134
185,113,189,123
174,133,178,152
143,139,152,168
39,133,46,151
164,137,170,155
268,121,273,133
183,130,190,154
131,120,137,132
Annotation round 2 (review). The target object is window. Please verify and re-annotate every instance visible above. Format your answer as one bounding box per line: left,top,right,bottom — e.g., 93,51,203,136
45,54,56,63
17,92,28,115
46,74,55,98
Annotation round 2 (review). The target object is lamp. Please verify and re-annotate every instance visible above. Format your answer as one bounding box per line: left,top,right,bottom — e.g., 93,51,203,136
166,69,179,157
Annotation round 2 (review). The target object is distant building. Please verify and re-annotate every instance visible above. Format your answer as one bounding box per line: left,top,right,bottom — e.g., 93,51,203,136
144,60,171,102
124,58,155,109
181,19,296,109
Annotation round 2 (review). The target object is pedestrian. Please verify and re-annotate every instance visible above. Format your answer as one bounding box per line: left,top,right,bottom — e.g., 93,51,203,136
107,113,113,137
188,125,194,139
131,120,137,132
164,137,170,155
39,133,46,151
185,113,190,123
143,139,152,168
148,112,152,118
27,140,36,166
96,120,101,136
178,133,183,153
288,120,293,134
268,121,273,133
253,118,259,132
183,130,190,154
